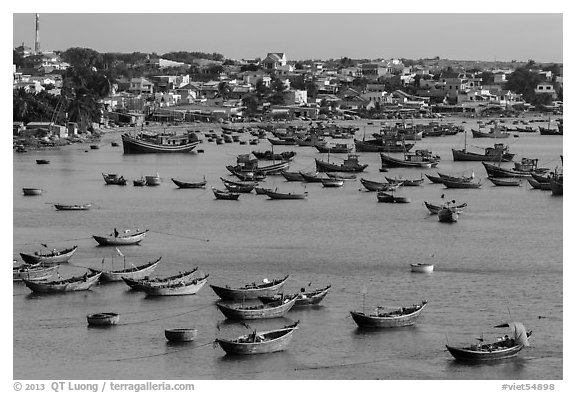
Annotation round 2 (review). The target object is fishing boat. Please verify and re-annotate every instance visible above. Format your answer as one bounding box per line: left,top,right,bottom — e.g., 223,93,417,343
314,142,352,154
526,177,549,190
438,206,459,223
446,321,531,362
171,177,207,189
23,271,102,293
385,176,424,187
22,188,43,196
354,138,414,153
452,137,515,162
321,178,344,188
226,167,267,181
315,154,368,173
252,150,296,161
425,173,444,184
437,172,475,183
145,174,161,186
89,257,162,282
121,131,201,154
221,178,256,193
424,201,467,215
102,173,127,185
539,127,562,136
227,154,291,175
471,126,510,139
122,268,199,291
488,177,522,187
87,312,120,326
482,158,548,178
360,178,398,192
350,301,428,328
13,264,58,281
442,179,482,189
281,171,305,182
133,177,146,187
165,328,198,342
93,229,149,246
258,285,331,307
20,245,78,265
262,188,308,200
267,137,297,146
90,144,100,150
410,264,434,273
54,203,92,211
326,172,357,180
210,275,290,300
141,274,209,296
216,295,298,320
212,187,240,200
254,187,273,195
36,159,50,164
377,191,410,203
550,173,563,196
380,150,440,169
299,171,325,183
215,321,299,355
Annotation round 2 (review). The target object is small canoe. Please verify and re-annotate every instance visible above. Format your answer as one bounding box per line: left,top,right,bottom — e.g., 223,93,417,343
165,328,198,342
89,257,162,282
262,189,308,200
102,173,127,185
441,179,482,189
377,192,410,203
326,172,357,180
425,173,444,184
216,321,299,355
488,177,522,187
87,312,120,326
93,229,149,246
350,301,428,328
22,188,43,196
424,201,467,215
410,263,434,273
171,177,207,189
20,245,78,265
54,203,92,211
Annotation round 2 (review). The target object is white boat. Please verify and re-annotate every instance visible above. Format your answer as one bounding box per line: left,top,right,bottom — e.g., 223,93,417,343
410,263,434,273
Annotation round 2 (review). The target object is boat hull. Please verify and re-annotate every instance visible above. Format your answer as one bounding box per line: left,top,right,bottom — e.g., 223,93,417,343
216,325,298,355
87,312,120,326
350,303,427,328
93,230,148,246
122,134,200,154
216,297,297,320
452,149,514,162
210,276,289,300
13,265,58,281
142,275,208,296
446,344,525,362
20,246,78,266
90,258,161,282
410,264,434,273
23,272,102,293
22,188,43,196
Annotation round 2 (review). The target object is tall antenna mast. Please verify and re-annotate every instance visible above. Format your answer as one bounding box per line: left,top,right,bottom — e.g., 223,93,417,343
34,14,40,54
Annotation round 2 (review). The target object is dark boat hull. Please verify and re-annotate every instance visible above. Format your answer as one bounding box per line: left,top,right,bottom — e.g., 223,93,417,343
121,134,200,154
446,344,525,361
452,149,514,162
210,276,289,300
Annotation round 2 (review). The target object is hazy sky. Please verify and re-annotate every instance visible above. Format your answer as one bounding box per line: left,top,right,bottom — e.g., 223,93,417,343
12,13,563,63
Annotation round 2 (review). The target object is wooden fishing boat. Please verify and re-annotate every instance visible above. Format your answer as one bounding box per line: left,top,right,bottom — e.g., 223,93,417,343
89,257,162,282
452,142,515,162
425,173,444,184
380,150,440,169
281,171,304,182
482,158,548,178
93,229,149,246
165,328,198,342
488,177,522,187
539,126,562,136
252,150,296,161
262,188,308,200
424,201,467,215
321,178,344,188
314,143,352,154
210,275,290,300
442,179,482,189
142,274,209,296
121,131,201,154
216,295,298,320
54,203,92,211
171,177,207,189
13,264,58,281
36,159,50,164
354,138,414,153
350,301,428,328
437,172,475,183
315,154,368,173
254,187,273,195
226,166,267,181
299,171,324,183
22,188,43,196
23,271,102,293
446,322,531,362
215,321,299,355
20,245,78,265
527,177,547,190
259,285,331,307
227,156,291,175
326,172,357,180
385,176,424,186
438,206,459,223
133,177,146,186
212,187,240,200
102,173,127,185
145,174,161,186
221,178,255,193
122,268,199,291
377,192,410,203
267,137,297,146
87,312,120,326
550,173,563,196
471,126,510,139
410,263,434,273
360,178,397,192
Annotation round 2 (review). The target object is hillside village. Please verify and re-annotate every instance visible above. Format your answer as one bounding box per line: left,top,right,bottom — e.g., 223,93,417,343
13,44,563,141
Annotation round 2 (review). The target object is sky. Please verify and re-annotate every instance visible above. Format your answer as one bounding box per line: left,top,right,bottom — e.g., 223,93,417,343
11,9,564,63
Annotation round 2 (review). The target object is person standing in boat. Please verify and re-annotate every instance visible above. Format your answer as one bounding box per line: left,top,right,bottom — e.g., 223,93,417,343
114,228,119,237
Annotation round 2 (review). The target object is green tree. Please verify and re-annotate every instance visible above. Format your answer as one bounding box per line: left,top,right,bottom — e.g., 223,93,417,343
217,81,231,101
305,81,318,99
242,94,259,116
61,47,103,69
505,67,544,103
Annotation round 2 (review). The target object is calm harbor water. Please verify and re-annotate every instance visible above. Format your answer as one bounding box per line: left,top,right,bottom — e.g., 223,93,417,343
13,117,563,380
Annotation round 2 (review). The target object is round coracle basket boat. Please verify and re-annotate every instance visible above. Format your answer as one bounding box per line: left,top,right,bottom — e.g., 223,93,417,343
87,312,120,326
165,328,198,342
